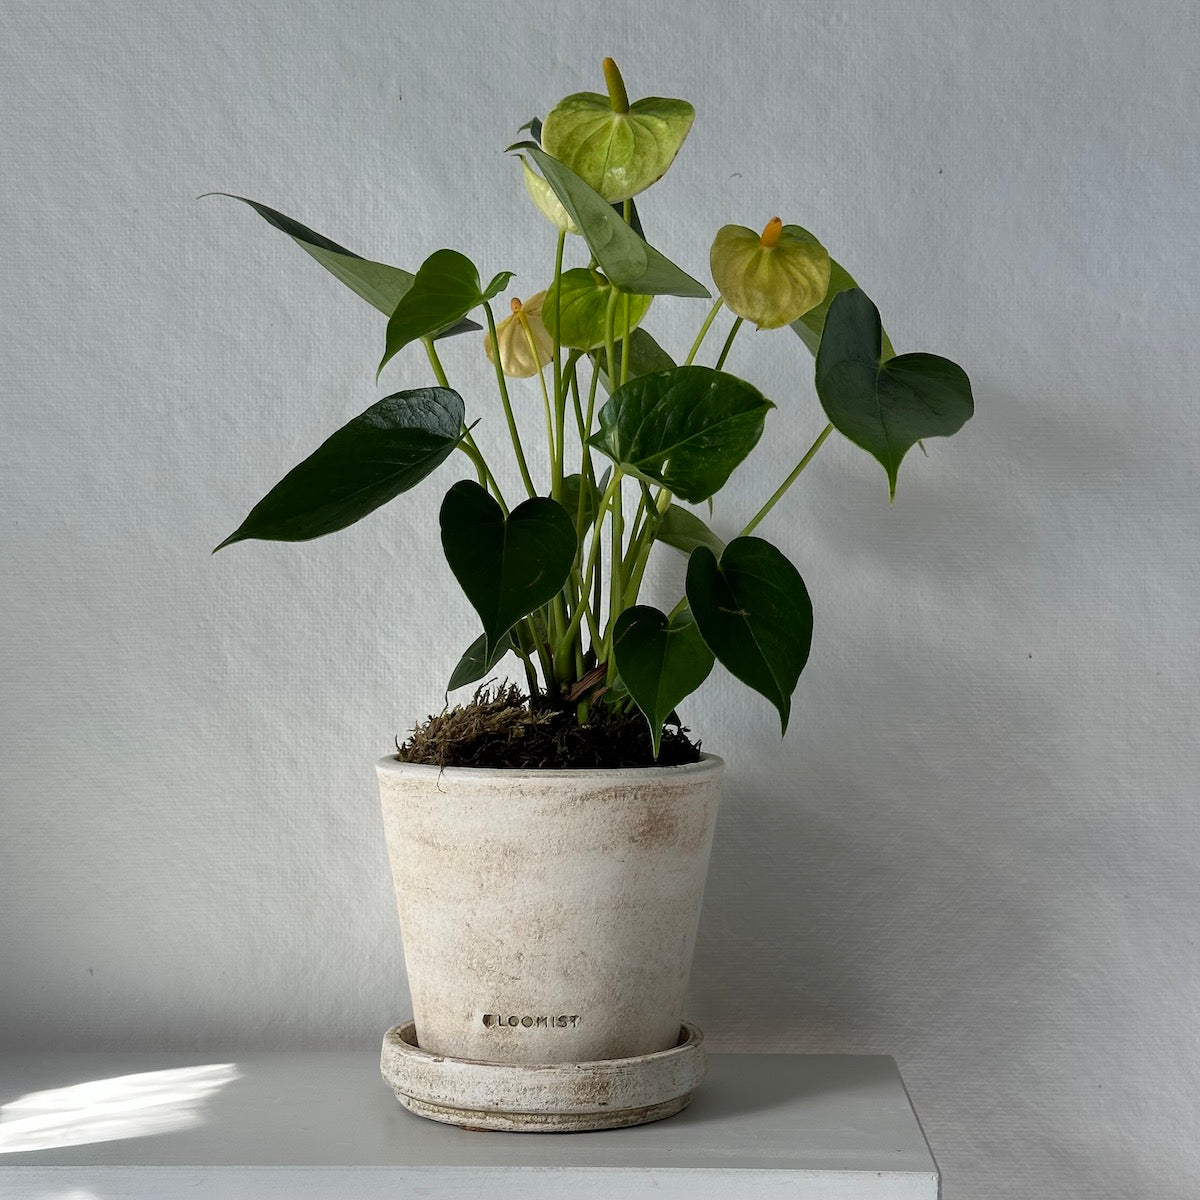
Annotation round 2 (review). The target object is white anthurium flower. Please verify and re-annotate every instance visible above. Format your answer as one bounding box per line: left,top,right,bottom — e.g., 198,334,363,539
484,292,554,378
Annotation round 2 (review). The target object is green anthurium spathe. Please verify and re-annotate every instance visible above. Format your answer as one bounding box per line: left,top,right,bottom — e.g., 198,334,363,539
544,268,652,350
519,155,579,234
541,58,695,202
710,218,832,330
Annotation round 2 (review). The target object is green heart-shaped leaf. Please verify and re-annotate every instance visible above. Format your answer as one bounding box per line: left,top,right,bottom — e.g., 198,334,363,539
541,93,695,202
789,248,895,360
686,537,813,734
612,606,714,757
379,249,514,377
590,327,676,393
655,504,725,558
512,145,709,299
589,365,772,503
207,195,479,338
447,631,515,692
215,388,465,550
439,481,578,661
544,268,652,350
815,288,974,498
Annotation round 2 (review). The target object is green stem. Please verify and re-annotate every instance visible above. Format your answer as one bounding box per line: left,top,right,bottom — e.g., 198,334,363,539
551,229,567,501
685,298,724,365
518,311,556,493
605,476,625,681
483,302,537,498
714,316,744,370
424,337,507,511
740,422,834,536
603,286,620,399
623,485,669,609
560,471,620,649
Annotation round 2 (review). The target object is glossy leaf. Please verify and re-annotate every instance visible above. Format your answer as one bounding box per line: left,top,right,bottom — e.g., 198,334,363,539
589,366,772,503
207,194,478,337
790,249,896,360
448,632,515,692
380,249,514,377
215,389,464,550
612,606,714,756
686,537,813,734
710,222,831,330
591,327,676,393
655,504,725,557
512,144,709,299
544,268,652,349
815,289,973,498
541,92,695,202
439,481,578,661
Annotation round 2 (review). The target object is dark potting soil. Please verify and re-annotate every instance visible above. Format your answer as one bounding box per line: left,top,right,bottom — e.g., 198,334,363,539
394,685,702,769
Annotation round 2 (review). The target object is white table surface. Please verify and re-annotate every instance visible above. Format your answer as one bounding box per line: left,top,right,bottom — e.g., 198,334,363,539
0,1051,939,1199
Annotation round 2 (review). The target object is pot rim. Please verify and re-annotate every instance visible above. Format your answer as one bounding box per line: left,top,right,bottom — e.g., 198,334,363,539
376,750,723,782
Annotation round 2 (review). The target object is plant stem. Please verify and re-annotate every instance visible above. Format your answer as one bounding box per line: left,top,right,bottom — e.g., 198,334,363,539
518,312,556,494
560,470,620,648
740,422,834,536
685,298,724,365
483,302,537,498
605,475,625,682
603,286,620,399
551,229,567,502
714,316,744,370
423,337,507,511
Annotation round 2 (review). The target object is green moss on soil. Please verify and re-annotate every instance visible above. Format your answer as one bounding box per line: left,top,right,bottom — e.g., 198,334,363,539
395,685,702,769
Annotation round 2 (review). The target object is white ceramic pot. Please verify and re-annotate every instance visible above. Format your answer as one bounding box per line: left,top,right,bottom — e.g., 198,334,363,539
377,754,723,1066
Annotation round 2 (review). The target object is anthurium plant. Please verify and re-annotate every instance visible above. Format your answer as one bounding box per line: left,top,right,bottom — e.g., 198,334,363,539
212,59,974,760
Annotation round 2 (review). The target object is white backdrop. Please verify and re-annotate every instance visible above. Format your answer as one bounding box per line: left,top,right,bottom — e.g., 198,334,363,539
2,1,1197,1195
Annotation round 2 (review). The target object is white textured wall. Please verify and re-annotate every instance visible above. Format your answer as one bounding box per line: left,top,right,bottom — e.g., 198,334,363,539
2,1,1197,1195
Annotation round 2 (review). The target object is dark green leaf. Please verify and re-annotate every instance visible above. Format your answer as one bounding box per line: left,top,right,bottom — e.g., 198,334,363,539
590,327,676,392
379,249,514,377
215,388,464,549
589,365,772,503
686,537,813,734
790,247,895,360
655,504,725,557
439,481,578,661
206,194,479,337
815,289,973,498
512,144,709,298
448,632,515,692
612,606,714,756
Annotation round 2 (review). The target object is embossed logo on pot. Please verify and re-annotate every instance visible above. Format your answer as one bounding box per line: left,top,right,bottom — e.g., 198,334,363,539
481,1013,580,1029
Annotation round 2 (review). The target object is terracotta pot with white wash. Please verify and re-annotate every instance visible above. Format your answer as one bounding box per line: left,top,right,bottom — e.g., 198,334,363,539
376,754,722,1130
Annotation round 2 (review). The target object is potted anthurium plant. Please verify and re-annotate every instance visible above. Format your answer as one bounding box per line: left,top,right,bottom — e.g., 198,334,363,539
210,59,973,1131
